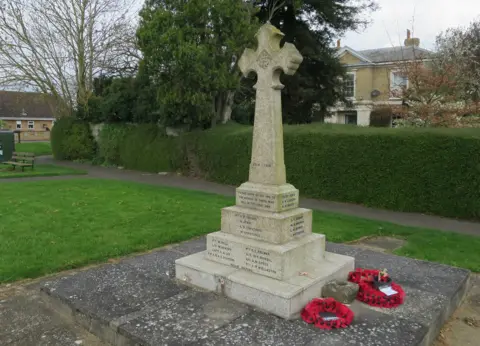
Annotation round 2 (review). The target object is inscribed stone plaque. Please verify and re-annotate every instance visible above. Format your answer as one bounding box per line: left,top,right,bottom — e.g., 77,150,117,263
221,206,312,244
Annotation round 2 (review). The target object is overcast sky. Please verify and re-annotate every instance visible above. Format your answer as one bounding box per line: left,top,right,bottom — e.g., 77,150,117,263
341,0,480,51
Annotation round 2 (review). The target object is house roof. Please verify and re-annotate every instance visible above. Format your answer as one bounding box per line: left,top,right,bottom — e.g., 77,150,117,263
336,45,433,65
358,46,433,63
0,91,56,120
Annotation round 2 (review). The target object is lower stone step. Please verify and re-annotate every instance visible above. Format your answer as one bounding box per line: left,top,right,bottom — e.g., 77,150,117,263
176,250,355,319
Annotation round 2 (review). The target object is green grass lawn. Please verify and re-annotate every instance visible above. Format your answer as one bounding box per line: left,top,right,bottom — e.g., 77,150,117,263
15,142,52,156
0,179,478,283
0,164,85,179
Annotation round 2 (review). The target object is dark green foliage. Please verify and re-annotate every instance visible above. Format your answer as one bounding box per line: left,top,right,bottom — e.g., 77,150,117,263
96,123,181,173
60,120,480,220
81,74,160,124
137,0,258,128
235,0,378,123
51,117,96,160
188,124,480,220
370,108,393,127
96,124,129,165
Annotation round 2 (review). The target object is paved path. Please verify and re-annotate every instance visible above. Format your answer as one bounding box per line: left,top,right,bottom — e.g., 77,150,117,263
5,156,480,237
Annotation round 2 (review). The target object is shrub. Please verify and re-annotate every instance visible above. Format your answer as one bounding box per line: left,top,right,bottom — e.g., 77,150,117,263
97,124,129,165
51,117,96,160
189,124,480,220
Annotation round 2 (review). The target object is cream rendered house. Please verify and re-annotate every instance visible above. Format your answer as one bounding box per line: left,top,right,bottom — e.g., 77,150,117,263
327,31,432,126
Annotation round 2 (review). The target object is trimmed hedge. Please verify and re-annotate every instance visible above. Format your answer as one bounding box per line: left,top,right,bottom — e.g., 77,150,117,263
68,122,480,220
96,124,183,172
189,124,480,220
51,117,96,160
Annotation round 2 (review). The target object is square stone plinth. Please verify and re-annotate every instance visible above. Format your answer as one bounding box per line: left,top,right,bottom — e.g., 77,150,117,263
175,251,354,319
221,206,312,244
205,232,325,280
236,182,299,212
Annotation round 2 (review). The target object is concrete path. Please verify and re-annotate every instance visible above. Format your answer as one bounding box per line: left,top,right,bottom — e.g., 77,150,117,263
3,156,479,237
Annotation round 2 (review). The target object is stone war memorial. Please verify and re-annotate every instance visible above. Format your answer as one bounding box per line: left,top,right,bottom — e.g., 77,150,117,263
35,22,470,346
175,23,354,319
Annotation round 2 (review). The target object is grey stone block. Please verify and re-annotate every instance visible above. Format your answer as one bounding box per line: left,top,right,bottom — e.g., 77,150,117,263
41,263,186,323
118,290,251,345
196,305,428,346
322,280,359,304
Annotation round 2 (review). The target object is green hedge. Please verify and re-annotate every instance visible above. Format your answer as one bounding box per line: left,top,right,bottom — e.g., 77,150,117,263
51,117,96,160
96,124,183,172
70,121,480,220
189,124,480,220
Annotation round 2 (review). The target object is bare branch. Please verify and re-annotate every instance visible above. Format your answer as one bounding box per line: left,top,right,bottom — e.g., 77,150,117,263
0,0,140,115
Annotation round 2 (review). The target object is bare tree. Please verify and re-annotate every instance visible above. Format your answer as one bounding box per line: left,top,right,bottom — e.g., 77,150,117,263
0,0,140,116
436,20,480,103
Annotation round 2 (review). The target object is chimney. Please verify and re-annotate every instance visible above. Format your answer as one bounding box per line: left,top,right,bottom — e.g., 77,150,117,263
337,39,341,48
404,29,420,47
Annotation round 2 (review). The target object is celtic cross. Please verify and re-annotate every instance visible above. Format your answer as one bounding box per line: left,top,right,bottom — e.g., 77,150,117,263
238,23,303,185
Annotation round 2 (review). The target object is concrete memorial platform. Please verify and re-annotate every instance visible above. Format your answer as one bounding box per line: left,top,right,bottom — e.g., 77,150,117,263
175,22,354,320
40,238,470,346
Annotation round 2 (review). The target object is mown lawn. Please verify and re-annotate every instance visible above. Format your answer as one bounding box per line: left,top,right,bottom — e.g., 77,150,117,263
0,179,478,283
15,142,52,156
0,164,85,178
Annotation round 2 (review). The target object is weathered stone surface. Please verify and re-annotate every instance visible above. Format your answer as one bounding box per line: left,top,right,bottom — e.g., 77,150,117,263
354,249,470,296
237,24,303,186
38,238,470,346
176,251,354,319
0,293,106,346
205,232,325,280
119,290,250,345
235,182,299,212
221,206,312,244
41,263,185,323
197,303,428,346
322,280,359,304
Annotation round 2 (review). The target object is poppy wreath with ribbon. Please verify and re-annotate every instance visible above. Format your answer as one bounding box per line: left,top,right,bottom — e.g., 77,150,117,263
348,268,405,308
301,298,354,330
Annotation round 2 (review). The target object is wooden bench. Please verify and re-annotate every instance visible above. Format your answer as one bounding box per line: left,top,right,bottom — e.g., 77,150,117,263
2,152,35,172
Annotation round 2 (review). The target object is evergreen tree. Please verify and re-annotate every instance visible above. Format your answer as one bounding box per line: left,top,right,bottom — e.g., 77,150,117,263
137,0,258,129
239,0,378,123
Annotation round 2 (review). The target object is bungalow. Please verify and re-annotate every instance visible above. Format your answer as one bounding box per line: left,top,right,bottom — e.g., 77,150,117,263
0,91,56,141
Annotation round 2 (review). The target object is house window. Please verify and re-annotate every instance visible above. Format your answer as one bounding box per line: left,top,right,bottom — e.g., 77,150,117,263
28,121,35,129
16,121,22,129
344,72,356,99
344,112,358,125
390,71,408,97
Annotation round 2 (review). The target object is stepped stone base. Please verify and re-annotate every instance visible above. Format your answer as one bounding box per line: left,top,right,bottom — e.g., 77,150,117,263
206,232,326,280
175,250,354,319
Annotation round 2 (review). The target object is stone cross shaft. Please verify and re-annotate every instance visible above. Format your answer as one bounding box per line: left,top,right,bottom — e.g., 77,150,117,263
238,23,303,186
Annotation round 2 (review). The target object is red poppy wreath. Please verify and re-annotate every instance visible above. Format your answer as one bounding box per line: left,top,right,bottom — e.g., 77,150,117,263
301,298,354,330
348,268,405,308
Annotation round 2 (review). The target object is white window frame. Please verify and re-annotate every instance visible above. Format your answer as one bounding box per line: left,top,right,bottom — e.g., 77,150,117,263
390,70,409,99
344,71,356,100
16,120,22,129
28,120,35,130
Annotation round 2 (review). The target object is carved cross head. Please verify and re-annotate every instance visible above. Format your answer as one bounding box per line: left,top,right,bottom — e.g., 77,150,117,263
238,23,303,90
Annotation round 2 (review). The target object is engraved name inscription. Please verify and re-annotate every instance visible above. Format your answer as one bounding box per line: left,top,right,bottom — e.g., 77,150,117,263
290,215,305,237
237,190,276,209
235,213,262,239
245,246,277,275
281,192,297,209
208,238,234,262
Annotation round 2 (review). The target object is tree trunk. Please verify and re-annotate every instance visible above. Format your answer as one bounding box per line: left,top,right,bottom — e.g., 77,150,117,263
221,91,235,124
